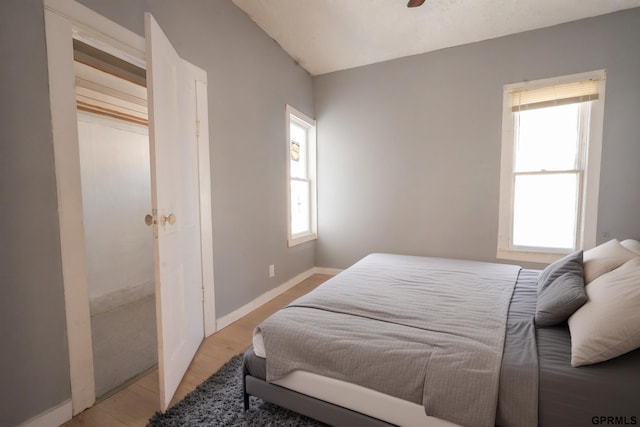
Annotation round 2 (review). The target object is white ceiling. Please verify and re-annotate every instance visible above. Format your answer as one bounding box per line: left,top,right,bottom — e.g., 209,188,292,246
232,0,640,76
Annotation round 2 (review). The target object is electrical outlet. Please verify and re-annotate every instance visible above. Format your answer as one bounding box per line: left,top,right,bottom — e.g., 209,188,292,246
602,231,611,239
269,264,275,278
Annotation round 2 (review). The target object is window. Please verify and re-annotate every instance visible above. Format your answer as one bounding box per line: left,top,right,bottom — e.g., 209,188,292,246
286,105,317,247
497,70,606,263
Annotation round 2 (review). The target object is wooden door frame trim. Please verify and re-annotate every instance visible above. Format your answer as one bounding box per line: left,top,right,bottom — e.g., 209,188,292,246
44,0,216,416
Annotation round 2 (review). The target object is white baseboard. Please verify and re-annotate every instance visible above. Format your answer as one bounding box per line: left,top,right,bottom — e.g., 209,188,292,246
18,399,72,427
216,267,340,330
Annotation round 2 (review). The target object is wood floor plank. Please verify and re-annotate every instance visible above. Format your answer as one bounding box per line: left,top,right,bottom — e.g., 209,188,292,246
209,326,252,348
198,336,243,360
61,405,128,427
63,273,329,426
97,383,160,427
135,369,159,394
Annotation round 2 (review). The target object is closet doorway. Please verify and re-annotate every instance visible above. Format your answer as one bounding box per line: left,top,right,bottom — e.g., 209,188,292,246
74,40,156,399
45,3,216,414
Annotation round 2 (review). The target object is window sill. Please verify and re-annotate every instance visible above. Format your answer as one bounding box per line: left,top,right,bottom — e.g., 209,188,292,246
497,247,572,264
288,232,317,248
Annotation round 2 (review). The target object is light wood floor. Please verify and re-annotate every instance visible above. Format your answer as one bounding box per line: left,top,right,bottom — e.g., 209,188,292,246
61,274,331,427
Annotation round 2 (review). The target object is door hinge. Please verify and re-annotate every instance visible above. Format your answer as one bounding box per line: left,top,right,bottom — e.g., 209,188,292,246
201,288,206,302
196,119,200,138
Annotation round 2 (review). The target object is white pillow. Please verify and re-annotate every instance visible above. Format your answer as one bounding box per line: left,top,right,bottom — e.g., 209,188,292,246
621,239,640,256
583,239,637,284
568,257,640,367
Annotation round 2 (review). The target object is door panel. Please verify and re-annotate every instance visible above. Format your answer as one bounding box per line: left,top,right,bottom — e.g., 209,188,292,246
145,13,204,411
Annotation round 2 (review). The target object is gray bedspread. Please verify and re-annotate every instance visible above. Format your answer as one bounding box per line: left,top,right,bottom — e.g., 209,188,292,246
257,253,522,427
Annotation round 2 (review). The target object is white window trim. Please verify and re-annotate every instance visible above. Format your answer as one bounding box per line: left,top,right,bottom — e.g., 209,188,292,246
497,70,606,264
286,105,317,247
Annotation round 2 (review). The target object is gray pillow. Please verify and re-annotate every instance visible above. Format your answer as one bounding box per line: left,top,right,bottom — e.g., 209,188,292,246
537,250,583,290
535,250,587,327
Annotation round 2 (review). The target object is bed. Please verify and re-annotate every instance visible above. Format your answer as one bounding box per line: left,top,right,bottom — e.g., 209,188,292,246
243,250,640,426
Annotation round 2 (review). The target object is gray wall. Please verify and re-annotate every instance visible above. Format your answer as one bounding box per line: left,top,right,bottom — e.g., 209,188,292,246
0,1,71,426
1,0,314,425
314,8,640,269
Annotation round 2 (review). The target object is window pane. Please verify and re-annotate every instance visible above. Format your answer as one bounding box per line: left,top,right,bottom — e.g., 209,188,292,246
290,121,306,143
515,103,580,172
512,173,578,249
291,180,310,235
290,122,307,179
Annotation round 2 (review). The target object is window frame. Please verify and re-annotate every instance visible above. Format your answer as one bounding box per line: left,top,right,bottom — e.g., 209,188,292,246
497,70,606,263
286,104,317,247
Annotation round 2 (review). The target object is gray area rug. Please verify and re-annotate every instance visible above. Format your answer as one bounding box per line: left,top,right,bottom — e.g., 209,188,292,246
147,354,327,426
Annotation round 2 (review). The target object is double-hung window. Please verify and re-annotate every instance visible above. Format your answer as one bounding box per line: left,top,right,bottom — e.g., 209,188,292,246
286,105,317,247
497,70,606,263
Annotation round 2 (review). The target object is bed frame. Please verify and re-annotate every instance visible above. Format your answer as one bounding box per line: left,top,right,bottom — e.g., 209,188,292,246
242,352,395,427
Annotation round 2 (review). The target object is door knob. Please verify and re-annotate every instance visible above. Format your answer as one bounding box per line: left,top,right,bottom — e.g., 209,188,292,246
161,213,176,226
144,214,154,226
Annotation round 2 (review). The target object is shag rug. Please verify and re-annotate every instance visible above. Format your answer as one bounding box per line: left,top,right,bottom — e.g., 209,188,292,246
147,354,327,426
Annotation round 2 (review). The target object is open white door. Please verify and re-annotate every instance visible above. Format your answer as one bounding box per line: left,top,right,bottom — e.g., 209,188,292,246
145,13,205,411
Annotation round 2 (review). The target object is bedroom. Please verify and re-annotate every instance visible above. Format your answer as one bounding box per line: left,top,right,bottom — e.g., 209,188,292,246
1,0,639,426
